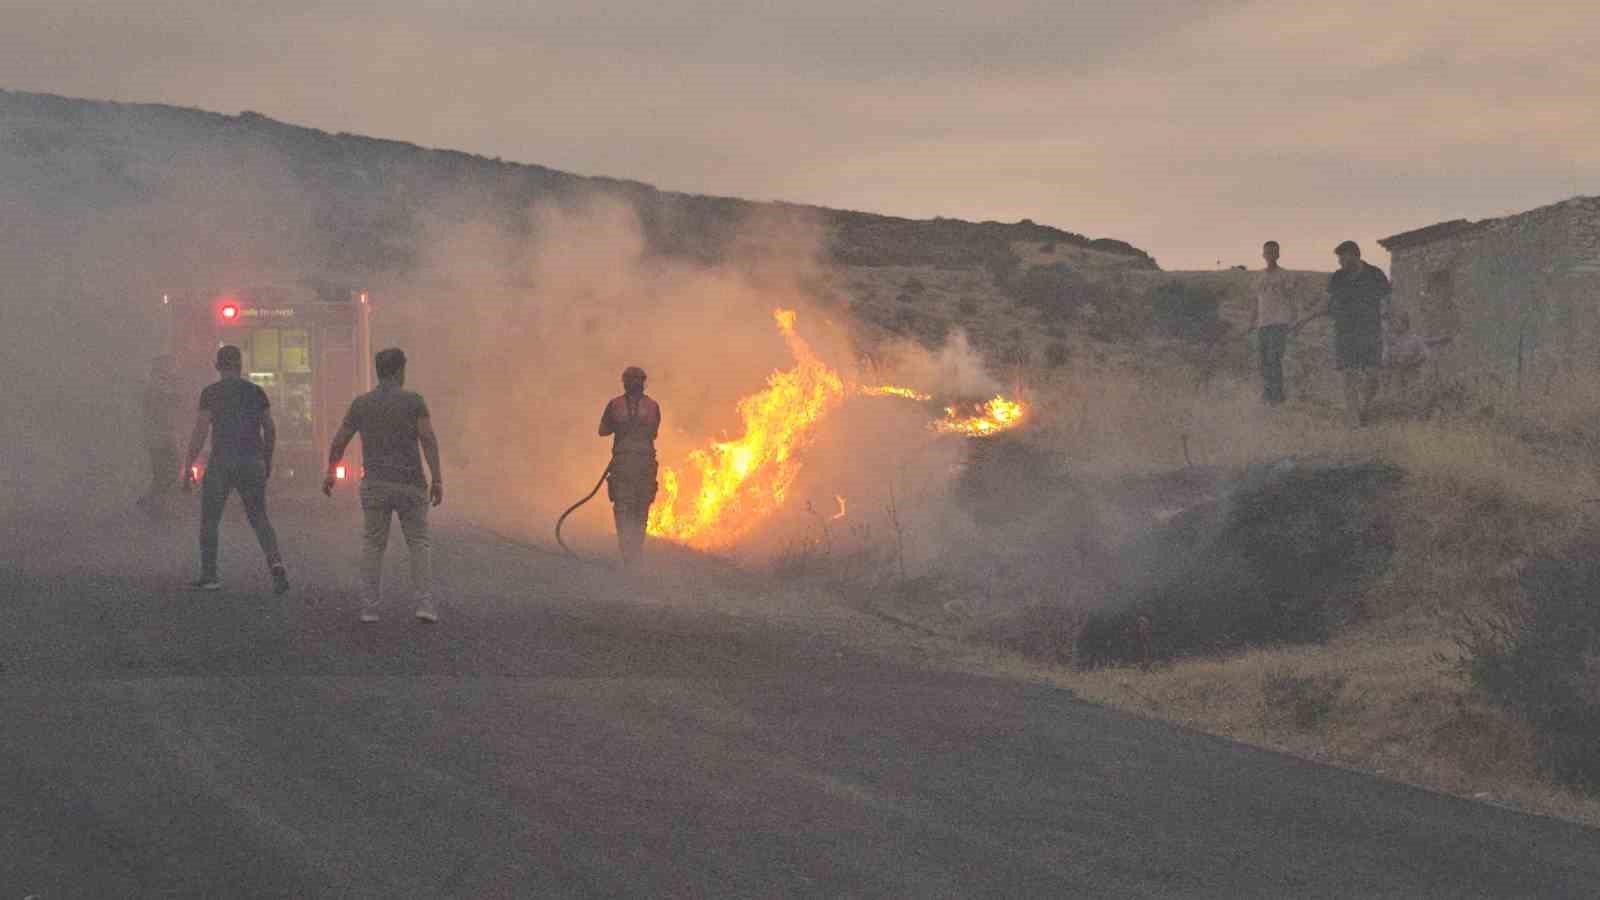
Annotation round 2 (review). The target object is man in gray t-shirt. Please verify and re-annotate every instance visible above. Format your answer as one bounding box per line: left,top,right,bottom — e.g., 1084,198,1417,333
325,347,444,623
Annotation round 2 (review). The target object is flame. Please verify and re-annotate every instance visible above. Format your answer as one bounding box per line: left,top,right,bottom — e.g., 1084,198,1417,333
642,315,1027,550
858,385,932,401
647,309,846,549
862,384,1026,437
932,395,1026,436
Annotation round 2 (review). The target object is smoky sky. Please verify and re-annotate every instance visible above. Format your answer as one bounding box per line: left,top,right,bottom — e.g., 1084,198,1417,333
3,0,1597,270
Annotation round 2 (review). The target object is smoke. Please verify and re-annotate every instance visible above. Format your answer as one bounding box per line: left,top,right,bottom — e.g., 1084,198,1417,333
389,196,1006,559
0,110,319,520
0,94,1012,572
385,197,850,547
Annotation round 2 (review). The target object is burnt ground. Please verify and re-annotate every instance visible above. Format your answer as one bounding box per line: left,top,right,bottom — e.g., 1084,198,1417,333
946,441,1409,666
1077,458,1405,666
2,499,1598,897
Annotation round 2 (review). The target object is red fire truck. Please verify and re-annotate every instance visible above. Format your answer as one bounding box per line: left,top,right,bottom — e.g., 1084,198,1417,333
161,283,373,487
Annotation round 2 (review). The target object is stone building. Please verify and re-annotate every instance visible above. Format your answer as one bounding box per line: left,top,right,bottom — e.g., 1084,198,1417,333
1378,196,1600,390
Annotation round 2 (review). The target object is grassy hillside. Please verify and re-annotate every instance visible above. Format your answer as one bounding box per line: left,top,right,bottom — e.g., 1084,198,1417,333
806,344,1600,826
0,88,1155,284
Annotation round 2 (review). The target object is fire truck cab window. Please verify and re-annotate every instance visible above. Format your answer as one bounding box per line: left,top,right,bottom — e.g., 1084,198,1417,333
281,329,310,373
241,327,314,444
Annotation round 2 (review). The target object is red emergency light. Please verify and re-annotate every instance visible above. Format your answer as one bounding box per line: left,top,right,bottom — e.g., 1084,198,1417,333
335,464,347,480
219,302,240,322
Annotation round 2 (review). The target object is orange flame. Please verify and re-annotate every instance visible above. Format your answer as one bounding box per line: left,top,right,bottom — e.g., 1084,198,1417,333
858,385,932,401
647,309,846,549
932,395,1026,436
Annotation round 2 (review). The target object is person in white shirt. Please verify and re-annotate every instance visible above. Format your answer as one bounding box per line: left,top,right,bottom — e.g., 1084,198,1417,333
1250,240,1296,405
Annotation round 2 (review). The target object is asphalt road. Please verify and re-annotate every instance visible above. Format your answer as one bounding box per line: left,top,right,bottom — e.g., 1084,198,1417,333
3,500,1598,898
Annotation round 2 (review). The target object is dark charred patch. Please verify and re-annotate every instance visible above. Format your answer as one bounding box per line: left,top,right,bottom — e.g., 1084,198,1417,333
1076,459,1404,667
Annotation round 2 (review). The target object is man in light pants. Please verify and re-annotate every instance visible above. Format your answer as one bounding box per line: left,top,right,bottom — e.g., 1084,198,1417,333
1250,240,1295,405
324,348,444,623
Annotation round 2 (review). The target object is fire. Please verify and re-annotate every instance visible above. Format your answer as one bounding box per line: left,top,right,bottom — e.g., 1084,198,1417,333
858,385,932,401
642,312,1028,550
933,395,1026,436
647,309,846,549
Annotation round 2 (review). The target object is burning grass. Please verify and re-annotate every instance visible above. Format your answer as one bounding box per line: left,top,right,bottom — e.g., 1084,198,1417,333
823,356,1600,824
648,309,847,550
933,395,1026,436
632,293,1600,820
647,309,1027,551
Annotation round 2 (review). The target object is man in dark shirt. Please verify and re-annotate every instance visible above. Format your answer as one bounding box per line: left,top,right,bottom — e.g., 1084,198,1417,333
139,354,181,510
324,347,443,624
1324,240,1391,427
183,345,288,593
599,366,661,570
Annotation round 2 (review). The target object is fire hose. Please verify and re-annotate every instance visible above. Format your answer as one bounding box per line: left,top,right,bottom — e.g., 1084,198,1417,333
555,464,611,557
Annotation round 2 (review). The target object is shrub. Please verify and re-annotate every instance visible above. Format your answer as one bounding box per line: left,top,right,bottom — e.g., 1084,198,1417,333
1044,340,1072,368
1455,550,1600,789
1148,280,1227,343
1261,667,1347,730
1009,263,1083,319
983,249,1022,289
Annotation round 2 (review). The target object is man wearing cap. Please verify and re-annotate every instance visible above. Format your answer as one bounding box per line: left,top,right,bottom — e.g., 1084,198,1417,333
182,345,289,593
1324,240,1391,426
598,367,661,569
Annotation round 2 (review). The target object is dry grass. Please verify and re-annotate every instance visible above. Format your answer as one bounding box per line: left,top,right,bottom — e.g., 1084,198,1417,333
965,632,1600,829
774,267,1600,823
923,356,1600,826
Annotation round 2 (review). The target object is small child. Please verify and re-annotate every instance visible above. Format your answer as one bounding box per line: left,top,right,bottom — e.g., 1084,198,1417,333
1384,311,1450,394
1384,311,1430,369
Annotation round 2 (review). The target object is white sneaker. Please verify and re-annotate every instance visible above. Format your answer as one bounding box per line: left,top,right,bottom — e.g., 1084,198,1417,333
415,608,439,624
358,611,380,623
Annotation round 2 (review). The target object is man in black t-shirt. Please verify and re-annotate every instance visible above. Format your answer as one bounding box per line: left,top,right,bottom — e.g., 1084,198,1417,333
1324,240,1391,427
182,345,289,593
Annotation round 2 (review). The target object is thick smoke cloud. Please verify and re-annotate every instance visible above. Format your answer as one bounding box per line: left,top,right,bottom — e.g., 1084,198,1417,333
3,103,998,566
1,119,318,519
0,97,1004,569
391,197,994,560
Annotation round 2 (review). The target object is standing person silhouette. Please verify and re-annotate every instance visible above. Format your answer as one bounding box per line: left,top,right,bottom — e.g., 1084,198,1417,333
182,345,288,594
598,367,660,570
324,348,443,624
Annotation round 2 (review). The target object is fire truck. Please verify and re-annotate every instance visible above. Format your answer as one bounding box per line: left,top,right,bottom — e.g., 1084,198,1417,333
161,283,373,488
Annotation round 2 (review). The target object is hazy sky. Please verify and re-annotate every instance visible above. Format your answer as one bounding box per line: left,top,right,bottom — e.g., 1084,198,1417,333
5,0,1596,270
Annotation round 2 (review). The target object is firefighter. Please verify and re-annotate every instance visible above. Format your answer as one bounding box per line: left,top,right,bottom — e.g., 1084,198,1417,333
598,366,660,569
139,354,181,512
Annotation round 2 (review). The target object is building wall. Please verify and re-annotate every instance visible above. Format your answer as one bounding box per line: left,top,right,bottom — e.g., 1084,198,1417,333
1388,197,1600,391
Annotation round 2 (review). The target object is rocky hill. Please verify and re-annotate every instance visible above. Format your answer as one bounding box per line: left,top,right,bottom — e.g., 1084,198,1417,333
0,88,1154,279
